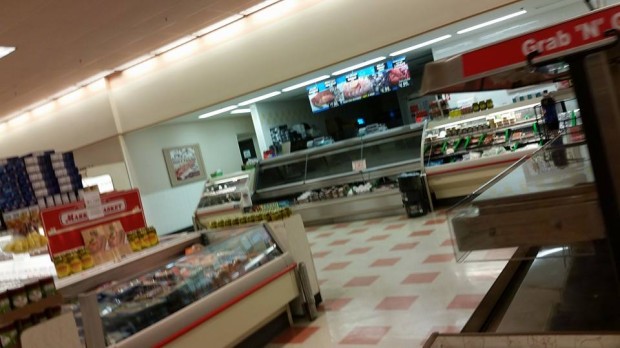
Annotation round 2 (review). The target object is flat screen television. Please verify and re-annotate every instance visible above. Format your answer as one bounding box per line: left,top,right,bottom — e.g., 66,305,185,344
307,56,411,113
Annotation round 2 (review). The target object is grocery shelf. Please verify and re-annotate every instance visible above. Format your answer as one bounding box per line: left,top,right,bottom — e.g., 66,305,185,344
428,119,538,145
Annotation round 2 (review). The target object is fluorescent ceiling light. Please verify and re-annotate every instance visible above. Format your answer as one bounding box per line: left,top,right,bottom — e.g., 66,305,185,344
32,101,56,116
457,10,527,35
240,0,281,16
0,46,16,60
332,57,386,76
153,36,195,55
58,88,85,105
193,15,244,37
198,105,238,119
8,113,30,127
389,35,452,56
79,70,113,86
282,75,330,92
115,54,154,71
231,108,252,114
238,91,281,106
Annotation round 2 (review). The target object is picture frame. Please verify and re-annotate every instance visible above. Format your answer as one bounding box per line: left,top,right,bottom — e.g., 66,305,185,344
162,144,207,187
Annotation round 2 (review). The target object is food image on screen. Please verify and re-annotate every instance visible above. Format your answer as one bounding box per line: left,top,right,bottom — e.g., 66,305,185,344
341,78,374,100
388,65,410,85
311,90,336,107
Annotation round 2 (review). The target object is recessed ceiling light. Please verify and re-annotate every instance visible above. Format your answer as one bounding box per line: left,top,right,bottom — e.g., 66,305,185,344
240,0,281,16
457,10,527,35
0,46,16,60
8,113,30,127
238,91,281,106
193,15,244,37
389,35,452,56
198,105,238,119
231,108,252,114
332,57,386,76
282,75,331,92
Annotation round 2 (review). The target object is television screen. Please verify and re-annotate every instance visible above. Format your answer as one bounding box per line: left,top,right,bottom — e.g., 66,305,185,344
308,57,410,113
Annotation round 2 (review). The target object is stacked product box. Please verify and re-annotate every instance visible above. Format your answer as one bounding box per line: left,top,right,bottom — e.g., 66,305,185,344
0,151,84,235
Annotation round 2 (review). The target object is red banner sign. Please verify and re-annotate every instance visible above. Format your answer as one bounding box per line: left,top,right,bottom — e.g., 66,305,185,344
462,4,620,77
41,189,146,255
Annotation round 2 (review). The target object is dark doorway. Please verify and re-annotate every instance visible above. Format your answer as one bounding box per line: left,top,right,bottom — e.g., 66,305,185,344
238,138,257,164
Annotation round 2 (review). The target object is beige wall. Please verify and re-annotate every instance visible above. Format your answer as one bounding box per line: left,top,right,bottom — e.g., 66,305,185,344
73,136,125,169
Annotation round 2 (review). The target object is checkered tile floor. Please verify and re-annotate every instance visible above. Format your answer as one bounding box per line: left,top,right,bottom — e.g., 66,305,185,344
266,213,508,347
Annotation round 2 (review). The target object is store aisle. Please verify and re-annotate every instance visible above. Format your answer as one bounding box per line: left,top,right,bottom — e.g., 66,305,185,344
266,213,508,347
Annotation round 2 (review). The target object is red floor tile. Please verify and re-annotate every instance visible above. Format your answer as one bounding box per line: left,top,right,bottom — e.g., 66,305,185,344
344,276,379,287
271,326,320,344
409,229,433,237
366,234,389,242
391,242,419,251
425,218,447,225
312,251,331,258
364,219,383,225
401,272,440,284
429,325,461,334
440,239,454,247
348,228,368,235
316,232,334,238
329,239,350,246
321,297,352,311
323,261,351,271
318,279,328,286
447,294,485,309
340,326,390,345
375,296,418,310
347,247,372,255
384,223,406,230
423,253,454,263
370,257,401,267
305,226,319,232
398,215,409,221
333,223,351,229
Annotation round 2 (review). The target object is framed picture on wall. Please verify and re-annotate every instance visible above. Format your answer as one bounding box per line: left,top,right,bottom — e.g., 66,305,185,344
163,144,207,187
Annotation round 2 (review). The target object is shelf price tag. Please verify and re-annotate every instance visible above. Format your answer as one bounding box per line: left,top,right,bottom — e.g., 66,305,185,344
352,159,367,172
83,188,104,220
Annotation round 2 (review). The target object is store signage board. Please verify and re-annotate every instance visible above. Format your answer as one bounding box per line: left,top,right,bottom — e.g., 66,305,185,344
308,57,411,113
83,189,104,220
352,159,367,172
41,189,146,255
462,4,620,78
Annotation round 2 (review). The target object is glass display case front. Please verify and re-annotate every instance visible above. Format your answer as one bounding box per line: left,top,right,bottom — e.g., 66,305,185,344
95,225,282,345
446,134,602,262
195,172,254,217
254,124,424,200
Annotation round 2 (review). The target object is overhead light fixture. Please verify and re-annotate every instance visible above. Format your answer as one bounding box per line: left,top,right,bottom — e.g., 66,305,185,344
457,10,527,35
231,108,252,114
282,75,330,92
332,57,386,76
58,88,85,106
87,78,107,92
79,70,113,86
0,46,16,60
153,36,195,55
32,101,56,116
238,91,281,106
389,35,452,57
115,54,154,71
193,15,244,37
8,113,30,127
198,105,238,119
240,0,281,16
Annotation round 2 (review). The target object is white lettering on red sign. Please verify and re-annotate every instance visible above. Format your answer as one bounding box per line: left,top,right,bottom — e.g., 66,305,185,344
575,18,605,40
60,199,127,225
521,30,572,56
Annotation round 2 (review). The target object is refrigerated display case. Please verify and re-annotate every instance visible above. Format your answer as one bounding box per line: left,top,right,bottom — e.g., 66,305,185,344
77,224,298,348
421,89,577,199
253,124,426,224
417,4,620,340
194,170,255,225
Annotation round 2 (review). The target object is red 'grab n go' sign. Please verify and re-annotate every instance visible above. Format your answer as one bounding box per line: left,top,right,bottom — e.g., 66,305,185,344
462,4,620,77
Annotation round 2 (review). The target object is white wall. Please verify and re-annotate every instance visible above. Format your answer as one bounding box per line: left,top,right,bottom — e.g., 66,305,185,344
253,99,326,152
122,116,256,233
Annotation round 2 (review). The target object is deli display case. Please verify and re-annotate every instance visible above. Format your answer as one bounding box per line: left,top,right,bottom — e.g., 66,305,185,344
253,123,426,224
77,224,298,348
194,170,255,228
420,89,578,199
